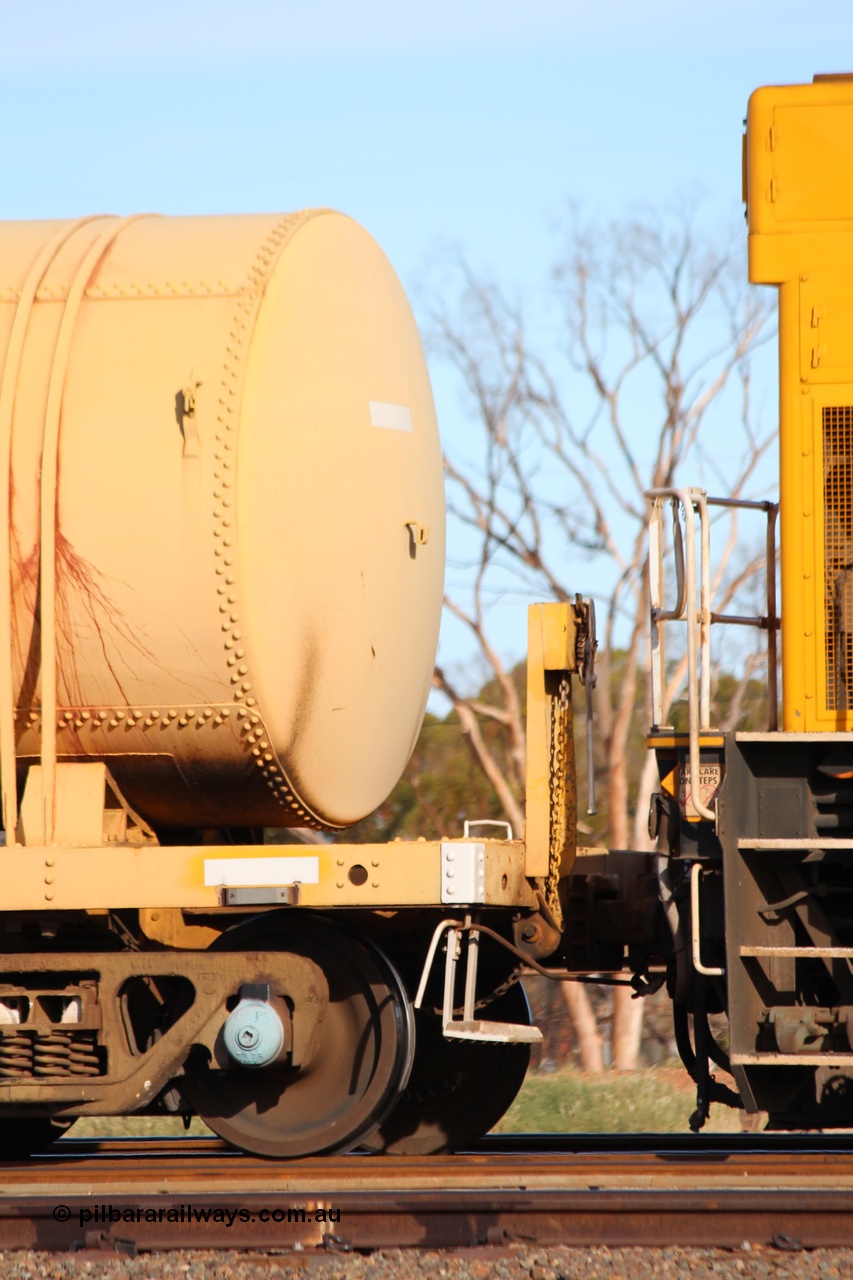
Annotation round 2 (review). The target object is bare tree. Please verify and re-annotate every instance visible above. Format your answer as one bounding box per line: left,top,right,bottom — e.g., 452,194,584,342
431,212,774,1070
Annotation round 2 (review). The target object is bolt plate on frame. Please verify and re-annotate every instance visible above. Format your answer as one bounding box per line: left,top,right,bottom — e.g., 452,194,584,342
441,842,485,905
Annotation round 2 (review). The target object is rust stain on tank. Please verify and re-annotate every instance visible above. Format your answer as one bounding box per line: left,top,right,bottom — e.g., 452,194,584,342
55,529,157,709
12,525,156,731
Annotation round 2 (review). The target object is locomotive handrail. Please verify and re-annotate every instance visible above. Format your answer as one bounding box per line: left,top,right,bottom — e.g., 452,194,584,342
706,495,780,734
690,863,724,976
647,487,714,821
651,501,687,624
647,487,780,823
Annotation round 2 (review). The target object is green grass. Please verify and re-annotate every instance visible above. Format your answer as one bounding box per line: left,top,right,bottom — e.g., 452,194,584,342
60,1115,212,1140
58,1066,743,1142
492,1065,744,1134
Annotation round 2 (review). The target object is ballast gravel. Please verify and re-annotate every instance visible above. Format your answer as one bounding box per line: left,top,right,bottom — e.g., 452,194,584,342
0,1246,851,1280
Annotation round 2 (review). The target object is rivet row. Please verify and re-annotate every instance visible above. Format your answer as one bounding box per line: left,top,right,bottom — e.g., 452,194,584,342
206,212,328,827
41,705,235,731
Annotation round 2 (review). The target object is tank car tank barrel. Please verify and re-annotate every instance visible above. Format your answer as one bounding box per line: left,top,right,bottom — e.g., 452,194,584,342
0,210,445,833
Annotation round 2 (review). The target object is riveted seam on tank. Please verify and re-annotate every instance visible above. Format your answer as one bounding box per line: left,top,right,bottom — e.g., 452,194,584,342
44,704,240,738
81,280,248,301
199,214,331,829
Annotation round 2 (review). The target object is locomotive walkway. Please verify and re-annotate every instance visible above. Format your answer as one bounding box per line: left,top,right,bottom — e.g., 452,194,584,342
0,1135,852,1253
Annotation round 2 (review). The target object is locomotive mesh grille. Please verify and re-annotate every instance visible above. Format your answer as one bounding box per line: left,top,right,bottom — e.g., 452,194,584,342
824,406,853,711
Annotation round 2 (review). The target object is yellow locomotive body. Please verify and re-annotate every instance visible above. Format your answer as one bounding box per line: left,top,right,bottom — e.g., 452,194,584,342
644,77,853,1130
748,79,853,728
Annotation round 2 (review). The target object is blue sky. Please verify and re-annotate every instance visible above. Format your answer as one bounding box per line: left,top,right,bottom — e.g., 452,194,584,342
5,2,853,290
3,2,853,676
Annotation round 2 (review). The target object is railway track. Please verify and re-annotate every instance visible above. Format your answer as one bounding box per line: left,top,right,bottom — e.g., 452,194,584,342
0,1134,852,1254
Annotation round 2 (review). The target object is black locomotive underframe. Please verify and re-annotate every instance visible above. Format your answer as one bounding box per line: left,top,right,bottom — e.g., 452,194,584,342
718,732,853,1125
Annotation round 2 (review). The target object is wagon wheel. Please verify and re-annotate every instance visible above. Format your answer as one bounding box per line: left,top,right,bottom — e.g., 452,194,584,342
363,982,532,1154
181,914,415,1158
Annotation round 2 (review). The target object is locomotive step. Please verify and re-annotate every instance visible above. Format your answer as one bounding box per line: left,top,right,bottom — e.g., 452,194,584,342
442,1019,543,1044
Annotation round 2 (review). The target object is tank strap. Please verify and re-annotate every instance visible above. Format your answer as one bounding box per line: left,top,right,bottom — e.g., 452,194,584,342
38,213,154,843
0,216,102,842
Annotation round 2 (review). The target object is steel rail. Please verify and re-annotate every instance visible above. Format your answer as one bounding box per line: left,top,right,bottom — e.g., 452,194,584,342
2,1188,853,1253
1,1138,853,1252
28,1131,853,1157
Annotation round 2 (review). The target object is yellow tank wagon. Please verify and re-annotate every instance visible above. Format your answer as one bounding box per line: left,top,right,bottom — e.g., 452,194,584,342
0,212,591,1157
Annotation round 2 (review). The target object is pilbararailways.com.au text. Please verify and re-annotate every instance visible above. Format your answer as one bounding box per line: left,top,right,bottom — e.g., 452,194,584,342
53,1204,341,1227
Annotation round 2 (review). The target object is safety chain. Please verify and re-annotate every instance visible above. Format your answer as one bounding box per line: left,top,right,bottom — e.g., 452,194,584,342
546,676,574,930
461,961,523,1015
425,933,523,1018
425,974,522,1019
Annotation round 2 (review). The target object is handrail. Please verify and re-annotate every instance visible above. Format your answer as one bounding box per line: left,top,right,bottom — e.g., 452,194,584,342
704,497,780,732
705,495,779,732
690,863,723,976
647,487,714,821
645,487,780,823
